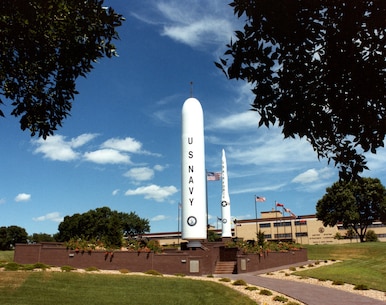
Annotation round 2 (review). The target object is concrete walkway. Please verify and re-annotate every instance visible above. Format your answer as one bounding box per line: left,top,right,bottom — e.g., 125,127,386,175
219,262,385,305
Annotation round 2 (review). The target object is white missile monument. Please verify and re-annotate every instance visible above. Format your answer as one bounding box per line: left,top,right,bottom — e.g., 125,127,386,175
220,149,232,238
181,97,207,247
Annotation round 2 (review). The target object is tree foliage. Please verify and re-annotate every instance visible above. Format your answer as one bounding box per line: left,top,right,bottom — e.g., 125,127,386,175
28,233,56,243
0,0,124,138
217,0,386,180
316,177,386,242
0,225,28,250
56,207,150,248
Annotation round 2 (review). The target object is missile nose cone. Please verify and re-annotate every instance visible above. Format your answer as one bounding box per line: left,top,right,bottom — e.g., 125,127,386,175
182,98,204,134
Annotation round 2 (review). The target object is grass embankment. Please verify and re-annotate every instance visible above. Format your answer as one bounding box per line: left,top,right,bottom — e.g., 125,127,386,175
0,272,256,305
0,251,255,305
299,242,386,292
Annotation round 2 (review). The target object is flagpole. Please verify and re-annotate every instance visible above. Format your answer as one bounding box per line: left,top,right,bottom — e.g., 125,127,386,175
254,195,258,240
275,201,279,241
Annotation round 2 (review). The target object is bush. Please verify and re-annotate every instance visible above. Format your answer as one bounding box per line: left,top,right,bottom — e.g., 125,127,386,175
219,277,231,282
286,302,301,305
273,295,288,303
33,263,50,270
232,279,247,286
174,273,186,277
119,269,130,274
85,266,99,272
332,280,344,285
144,269,163,276
259,289,273,296
61,265,76,272
4,262,21,271
354,284,369,290
365,230,378,242
245,286,259,291
289,267,296,271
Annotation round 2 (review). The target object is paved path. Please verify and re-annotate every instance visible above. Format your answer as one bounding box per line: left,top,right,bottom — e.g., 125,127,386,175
219,262,385,305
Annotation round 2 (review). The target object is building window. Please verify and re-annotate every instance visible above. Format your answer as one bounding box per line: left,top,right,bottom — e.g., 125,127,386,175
274,221,291,227
259,223,271,228
295,220,307,226
264,234,272,239
275,233,292,239
295,232,308,237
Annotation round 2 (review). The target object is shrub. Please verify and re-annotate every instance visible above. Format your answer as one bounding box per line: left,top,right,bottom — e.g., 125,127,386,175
61,265,76,272
33,263,50,270
4,262,21,271
286,302,301,305
245,286,259,291
85,266,99,272
308,264,314,267
144,269,163,276
259,289,273,296
232,279,247,286
174,273,186,277
119,269,130,274
289,267,296,271
354,284,369,290
219,277,231,282
206,274,214,278
365,230,378,242
285,273,290,276
273,295,288,303
332,280,344,285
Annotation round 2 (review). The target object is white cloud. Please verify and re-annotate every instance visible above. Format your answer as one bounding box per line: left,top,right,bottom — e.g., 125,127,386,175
153,164,165,171
124,167,154,181
207,111,258,132
125,184,178,202
32,133,97,161
112,189,120,196
15,193,31,202
292,168,334,184
0,198,6,205
84,149,131,164
132,1,236,49
101,137,142,153
162,18,233,47
32,212,63,222
151,215,169,221
292,169,319,184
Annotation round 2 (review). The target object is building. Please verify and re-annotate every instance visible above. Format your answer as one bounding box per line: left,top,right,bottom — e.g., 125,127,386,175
235,211,386,244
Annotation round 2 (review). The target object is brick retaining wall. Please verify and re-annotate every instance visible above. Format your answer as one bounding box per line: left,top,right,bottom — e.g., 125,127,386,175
14,242,307,275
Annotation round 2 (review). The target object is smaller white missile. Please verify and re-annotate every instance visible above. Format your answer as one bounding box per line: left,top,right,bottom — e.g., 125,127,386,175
221,149,232,238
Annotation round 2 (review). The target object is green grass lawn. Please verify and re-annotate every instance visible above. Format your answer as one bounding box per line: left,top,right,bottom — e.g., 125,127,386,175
0,272,256,305
297,242,386,291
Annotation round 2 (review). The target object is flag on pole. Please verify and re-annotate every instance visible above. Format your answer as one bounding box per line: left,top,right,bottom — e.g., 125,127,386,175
207,172,221,181
276,202,284,207
255,196,266,202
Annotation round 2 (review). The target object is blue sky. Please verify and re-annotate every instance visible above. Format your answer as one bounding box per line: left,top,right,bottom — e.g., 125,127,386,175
2,0,386,236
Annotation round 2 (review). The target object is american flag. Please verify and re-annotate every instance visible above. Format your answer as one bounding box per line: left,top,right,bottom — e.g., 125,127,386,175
276,202,284,207
255,196,266,202
207,172,221,181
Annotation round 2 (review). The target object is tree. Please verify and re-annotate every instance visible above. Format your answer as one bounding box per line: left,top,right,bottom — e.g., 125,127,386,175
316,177,386,242
217,1,386,180
0,0,124,138
0,225,28,250
56,207,150,248
29,233,56,243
